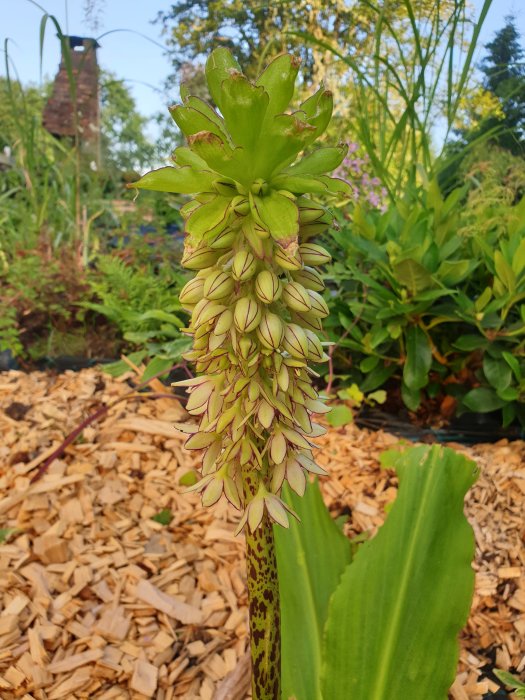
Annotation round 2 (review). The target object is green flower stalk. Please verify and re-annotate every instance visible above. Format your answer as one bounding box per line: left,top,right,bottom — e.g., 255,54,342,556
131,48,349,699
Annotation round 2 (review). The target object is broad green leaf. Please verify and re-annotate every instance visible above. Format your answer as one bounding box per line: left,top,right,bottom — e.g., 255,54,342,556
437,259,476,286
453,335,489,352
129,166,215,194
401,381,421,411
393,258,433,294
326,405,353,427
141,356,174,383
502,351,522,381
494,251,516,292
322,446,478,700
256,53,300,117
275,481,352,700
483,355,512,391
512,238,525,276
462,387,507,413
205,48,241,111
220,73,269,150
403,325,431,390
103,351,147,377
286,145,348,175
251,191,299,243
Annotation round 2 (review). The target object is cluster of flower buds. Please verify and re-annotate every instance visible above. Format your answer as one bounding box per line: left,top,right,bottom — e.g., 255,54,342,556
131,49,351,531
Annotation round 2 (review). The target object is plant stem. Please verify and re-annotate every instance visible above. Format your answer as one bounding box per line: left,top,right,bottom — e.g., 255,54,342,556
245,514,281,700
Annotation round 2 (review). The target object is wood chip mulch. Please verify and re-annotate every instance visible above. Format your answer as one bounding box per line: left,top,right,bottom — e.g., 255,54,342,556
0,368,523,700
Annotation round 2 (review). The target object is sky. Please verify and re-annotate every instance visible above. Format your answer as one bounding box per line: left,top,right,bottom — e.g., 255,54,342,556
1,0,524,143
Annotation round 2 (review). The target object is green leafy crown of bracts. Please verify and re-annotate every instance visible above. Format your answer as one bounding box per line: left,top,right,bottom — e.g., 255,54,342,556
131,48,351,532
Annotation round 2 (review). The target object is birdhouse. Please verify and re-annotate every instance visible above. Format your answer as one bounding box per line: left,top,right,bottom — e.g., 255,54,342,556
43,35,100,145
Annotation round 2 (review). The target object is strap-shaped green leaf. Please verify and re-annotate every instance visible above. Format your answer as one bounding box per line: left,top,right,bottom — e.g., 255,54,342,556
322,445,478,700
274,481,352,700
129,166,215,194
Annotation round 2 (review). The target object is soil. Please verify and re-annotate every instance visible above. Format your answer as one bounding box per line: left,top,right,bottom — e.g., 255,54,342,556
0,368,523,699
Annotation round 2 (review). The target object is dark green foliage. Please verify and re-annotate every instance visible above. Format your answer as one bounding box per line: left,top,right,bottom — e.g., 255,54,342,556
479,16,525,156
324,182,525,425
84,255,192,374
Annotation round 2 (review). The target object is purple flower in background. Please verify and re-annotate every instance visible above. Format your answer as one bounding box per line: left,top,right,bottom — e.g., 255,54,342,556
333,144,388,210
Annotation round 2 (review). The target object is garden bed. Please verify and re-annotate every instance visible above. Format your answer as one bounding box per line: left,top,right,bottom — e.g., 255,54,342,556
0,369,523,699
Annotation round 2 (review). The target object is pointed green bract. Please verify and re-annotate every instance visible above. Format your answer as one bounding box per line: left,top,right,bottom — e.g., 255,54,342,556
205,47,241,110
130,166,215,194
256,53,300,118
220,73,269,151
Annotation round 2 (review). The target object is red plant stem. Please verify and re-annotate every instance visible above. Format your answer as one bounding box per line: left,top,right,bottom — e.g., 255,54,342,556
29,362,187,483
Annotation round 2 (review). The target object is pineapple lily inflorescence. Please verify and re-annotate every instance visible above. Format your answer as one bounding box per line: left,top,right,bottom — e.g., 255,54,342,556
132,49,350,533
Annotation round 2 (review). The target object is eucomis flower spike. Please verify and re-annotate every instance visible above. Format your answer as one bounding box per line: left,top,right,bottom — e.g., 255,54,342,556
130,49,350,532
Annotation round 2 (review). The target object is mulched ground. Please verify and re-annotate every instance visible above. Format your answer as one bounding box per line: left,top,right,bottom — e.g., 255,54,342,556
0,368,523,699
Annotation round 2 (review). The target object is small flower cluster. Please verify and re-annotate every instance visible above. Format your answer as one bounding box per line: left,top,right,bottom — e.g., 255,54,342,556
132,49,351,530
334,142,388,210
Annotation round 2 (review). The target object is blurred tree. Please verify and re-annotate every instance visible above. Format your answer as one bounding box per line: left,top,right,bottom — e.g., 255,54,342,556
98,71,155,171
479,16,525,155
155,0,355,90
0,78,48,150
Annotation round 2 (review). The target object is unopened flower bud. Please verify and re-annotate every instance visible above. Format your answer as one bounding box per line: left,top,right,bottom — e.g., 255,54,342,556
282,323,309,358
257,312,284,350
209,227,236,249
255,270,281,304
182,246,220,270
307,290,329,318
214,308,233,335
305,329,324,362
238,335,258,360
180,276,205,305
232,250,257,280
292,266,325,292
234,297,261,333
299,243,331,266
274,246,302,271
291,310,323,332
204,270,234,300
282,281,312,312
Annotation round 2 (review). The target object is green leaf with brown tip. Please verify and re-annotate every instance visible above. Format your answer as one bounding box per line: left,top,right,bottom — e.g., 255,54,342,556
220,73,269,150
256,53,300,117
205,48,242,110
189,131,247,183
169,104,227,140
